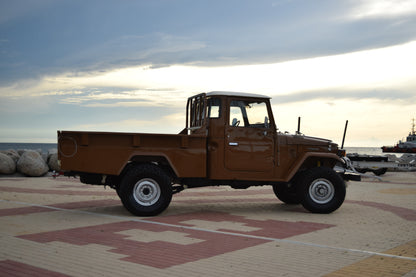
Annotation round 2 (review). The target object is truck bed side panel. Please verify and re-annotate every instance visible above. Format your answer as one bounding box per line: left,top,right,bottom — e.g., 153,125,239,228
58,131,207,177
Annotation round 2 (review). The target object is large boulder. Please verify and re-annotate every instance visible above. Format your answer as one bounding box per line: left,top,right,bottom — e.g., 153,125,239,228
17,150,49,177
48,153,60,171
0,153,16,174
0,149,20,163
41,152,48,163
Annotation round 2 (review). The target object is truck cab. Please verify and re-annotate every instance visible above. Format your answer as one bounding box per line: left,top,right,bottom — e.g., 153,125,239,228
183,92,347,183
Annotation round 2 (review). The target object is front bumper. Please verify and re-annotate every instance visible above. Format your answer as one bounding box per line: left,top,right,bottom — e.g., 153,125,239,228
338,171,361,181
335,156,361,181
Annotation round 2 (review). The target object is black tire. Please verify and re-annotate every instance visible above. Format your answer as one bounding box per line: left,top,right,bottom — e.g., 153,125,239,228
115,186,122,198
273,182,300,204
118,164,172,216
297,167,346,214
373,168,388,176
355,168,367,174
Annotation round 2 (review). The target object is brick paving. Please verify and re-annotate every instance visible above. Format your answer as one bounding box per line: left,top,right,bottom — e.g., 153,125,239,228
0,172,415,276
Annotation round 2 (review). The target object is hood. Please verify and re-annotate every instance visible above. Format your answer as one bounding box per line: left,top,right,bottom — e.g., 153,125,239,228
285,134,334,145
282,134,339,153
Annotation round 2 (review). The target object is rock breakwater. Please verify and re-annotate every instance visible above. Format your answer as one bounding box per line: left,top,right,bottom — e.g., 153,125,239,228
0,148,60,177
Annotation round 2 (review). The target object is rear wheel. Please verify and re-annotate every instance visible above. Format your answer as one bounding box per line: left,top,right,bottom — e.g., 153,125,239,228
297,167,346,213
119,164,172,216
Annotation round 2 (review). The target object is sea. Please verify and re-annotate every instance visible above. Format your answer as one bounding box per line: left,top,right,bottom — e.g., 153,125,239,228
0,143,58,154
344,147,384,156
0,143,384,156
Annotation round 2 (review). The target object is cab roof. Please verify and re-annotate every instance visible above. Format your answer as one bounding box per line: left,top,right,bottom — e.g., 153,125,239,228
206,91,270,99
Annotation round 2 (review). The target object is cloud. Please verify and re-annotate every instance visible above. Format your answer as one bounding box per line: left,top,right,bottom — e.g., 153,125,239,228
0,0,54,23
3,0,416,87
83,101,153,108
273,96,416,147
71,113,186,134
57,33,207,72
348,0,416,19
2,39,415,106
273,88,416,105
71,89,189,108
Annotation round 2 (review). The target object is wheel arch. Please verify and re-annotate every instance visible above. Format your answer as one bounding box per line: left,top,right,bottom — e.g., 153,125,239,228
119,155,178,181
285,152,342,182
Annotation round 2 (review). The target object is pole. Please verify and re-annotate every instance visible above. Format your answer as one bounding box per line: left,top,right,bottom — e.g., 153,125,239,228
341,120,348,149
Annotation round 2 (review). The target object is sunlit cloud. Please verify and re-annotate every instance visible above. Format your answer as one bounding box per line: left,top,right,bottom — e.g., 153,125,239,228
273,98,416,147
348,0,416,19
83,101,153,108
57,89,191,108
71,113,186,134
2,40,415,110
36,90,85,97
59,40,416,102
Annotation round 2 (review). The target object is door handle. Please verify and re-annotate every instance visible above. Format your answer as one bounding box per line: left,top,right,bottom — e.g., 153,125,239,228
229,142,239,146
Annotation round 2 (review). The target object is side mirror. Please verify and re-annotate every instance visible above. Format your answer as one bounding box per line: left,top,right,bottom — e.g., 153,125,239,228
264,116,269,128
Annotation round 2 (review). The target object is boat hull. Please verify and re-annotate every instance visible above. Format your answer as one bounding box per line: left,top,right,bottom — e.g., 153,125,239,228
381,146,416,153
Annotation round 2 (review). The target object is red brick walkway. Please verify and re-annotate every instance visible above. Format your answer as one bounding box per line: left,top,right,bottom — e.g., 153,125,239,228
1,172,415,276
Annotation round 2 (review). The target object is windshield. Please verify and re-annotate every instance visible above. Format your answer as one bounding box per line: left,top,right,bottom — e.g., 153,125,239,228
229,100,270,128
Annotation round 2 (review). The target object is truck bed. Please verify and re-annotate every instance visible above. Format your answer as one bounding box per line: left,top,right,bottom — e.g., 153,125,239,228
58,131,207,177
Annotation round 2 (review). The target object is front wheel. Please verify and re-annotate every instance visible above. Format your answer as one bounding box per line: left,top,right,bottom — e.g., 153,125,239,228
119,164,172,216
297,167,346,214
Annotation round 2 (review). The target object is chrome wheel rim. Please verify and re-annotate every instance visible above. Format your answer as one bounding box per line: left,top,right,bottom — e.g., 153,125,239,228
309,178,334,204
133,178,161,206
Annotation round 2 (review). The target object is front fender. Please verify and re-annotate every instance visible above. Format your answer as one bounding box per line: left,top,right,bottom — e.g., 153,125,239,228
285,152,342,182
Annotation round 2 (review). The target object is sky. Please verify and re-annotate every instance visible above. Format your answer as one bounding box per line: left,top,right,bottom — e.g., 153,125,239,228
0,0,415,147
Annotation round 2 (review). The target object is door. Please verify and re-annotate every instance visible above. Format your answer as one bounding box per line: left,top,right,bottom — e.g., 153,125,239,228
225,99,275,172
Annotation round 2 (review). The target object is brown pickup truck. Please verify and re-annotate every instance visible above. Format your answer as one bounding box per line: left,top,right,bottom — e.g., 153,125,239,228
58,91,359,216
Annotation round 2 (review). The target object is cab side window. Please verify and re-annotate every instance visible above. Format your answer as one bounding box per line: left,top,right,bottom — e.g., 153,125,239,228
207,97,221,118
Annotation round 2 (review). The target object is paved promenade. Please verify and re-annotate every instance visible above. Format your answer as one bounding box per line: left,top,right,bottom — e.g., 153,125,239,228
0,172,415,276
